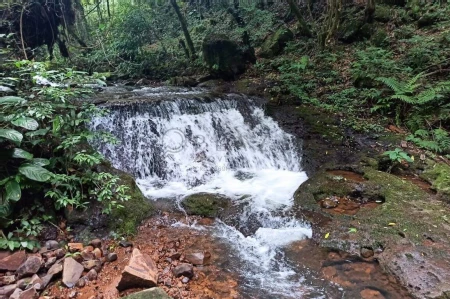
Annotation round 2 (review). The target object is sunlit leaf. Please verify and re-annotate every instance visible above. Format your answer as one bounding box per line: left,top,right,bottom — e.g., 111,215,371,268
0,129,23,145
11,117,39,130
18,165,52,182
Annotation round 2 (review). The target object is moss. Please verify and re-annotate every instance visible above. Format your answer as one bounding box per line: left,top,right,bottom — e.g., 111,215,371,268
110,170,154,236
259,27,294,58
420,162,450,200
181,193,230,217
374,5,392,23
123,287,171,299
371,28,389,47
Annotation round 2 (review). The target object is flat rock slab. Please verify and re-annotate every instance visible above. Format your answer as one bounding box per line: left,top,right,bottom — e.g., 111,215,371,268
62,257,84,288
0,251,26,271
122,287,171,299
117,249,157,291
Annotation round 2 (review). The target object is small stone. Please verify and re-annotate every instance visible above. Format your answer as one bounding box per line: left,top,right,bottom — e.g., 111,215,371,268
45,257,57,268
119,241,133,248
185,251,211,266
45,240,59,250
0,284,17,297
16,256,42,278
89,239,102,248
181,277,189,284
169,252,181,260
164,278,172,287
76,278,85,288
9,288,22,299
68,243,83,253
106,253,118,262
84,269,97,281
117,249,157,291
54,248,65,259
321,198,338,209
68,290,77,298
62,257,84,288
172,263,194,278
93,248,102,259
81,251,95,261
18,287,38,299
0,251,26,271
82,260,102,271
1,275,16,285
361,247,374,258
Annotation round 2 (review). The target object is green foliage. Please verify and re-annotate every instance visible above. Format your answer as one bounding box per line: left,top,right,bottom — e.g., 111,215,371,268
0,61,130,249
383,148,413,163
407,128,450,154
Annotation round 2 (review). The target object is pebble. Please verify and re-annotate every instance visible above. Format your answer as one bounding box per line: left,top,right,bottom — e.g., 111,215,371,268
106,253,118,262
182,277,189,284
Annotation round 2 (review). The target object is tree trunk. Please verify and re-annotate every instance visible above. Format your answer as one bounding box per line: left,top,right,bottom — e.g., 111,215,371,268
365,0,375,23
286,0,312,37
170,0,196,59
106,0,111,18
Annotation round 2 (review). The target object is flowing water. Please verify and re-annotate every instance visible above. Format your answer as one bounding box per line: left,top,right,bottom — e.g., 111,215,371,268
89,87,347,297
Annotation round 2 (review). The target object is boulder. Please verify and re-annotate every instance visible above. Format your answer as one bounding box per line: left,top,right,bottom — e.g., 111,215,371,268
122,287,171,299
202,34,253,80
260,27,294,58
117,249,157,291
0,251,26,271
172,263,194,278
62,258,84,288
16,256,42,278
181,193,230,218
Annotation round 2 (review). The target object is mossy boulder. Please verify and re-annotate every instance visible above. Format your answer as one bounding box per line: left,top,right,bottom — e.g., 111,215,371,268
259,27,294,58
420,162,450,201
123,287,171,299
181,193,231,218
338,8,374,43
202,34,253,80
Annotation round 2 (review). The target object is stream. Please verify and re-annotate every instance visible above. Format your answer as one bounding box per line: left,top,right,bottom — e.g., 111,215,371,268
89,86,408,298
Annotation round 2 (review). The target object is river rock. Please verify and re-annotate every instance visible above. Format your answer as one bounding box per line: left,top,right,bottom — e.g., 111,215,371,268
181,193,230,217
45,240,59,250
107,252,118,262
0,251,26,271
0,284,17,297
117,249,157,291
16,256,42,278
172,263,194,278
122,287,171,299
62,258,84,288
185,251,211,266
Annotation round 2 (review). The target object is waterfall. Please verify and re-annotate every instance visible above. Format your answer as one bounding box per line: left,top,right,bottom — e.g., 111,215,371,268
90,87,315,298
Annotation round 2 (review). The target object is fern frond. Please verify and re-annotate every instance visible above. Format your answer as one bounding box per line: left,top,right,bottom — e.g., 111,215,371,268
417,89,437,104
390,94,415,103
376,77,403,93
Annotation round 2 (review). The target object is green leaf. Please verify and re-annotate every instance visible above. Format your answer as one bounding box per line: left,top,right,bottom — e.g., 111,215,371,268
18,165,52,182
11,117,39,130
31,158,50,166
5,180,21,202
11,148,33,160
25,128,49,138
52,116,61,134
0,129,23,145
0,96,26,105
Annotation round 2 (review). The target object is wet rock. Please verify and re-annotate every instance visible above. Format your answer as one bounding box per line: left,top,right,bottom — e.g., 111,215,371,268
0,251,26,271
89,239,102,248
185,251,211,266
16,256,42,278
321,198,338,209
181,193,231,218
84,269,97,281
361,247,374,258
45,257,57,268
18,287,38,299
45,240,59,250
1,275,16,285
106,252,118,262
82,260,101,271
259,27,294,58
360,288,385,299
122,287,171,299
117,248,157,291
68,243,83,252
173,263,194,278
119,241,133,248
0,284,17,297
62,257,84,288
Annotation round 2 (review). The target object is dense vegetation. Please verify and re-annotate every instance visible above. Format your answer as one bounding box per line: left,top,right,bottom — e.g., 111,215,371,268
1,0,450,249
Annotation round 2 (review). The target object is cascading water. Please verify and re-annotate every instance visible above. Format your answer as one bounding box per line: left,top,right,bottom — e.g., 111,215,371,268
90,87,324,298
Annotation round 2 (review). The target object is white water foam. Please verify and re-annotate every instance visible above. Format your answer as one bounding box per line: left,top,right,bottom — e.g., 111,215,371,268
90,89,313,298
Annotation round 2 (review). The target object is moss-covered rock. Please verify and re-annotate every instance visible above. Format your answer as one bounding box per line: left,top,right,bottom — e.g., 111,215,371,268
420,162,450,201
259,27,294,58
338,8,374,43
181,193,231,218
123,287,171,299
202,34,253,80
